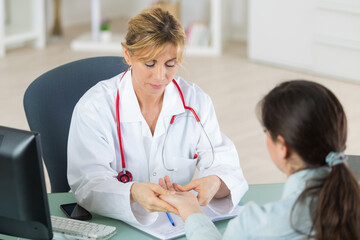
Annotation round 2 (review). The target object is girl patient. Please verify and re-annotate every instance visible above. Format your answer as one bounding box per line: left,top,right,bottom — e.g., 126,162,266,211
160,80,360,240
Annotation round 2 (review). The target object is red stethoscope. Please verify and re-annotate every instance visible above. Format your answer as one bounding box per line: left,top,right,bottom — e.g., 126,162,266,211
116,69,214,183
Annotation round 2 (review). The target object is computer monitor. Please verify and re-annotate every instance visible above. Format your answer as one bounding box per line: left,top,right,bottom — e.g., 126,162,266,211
0,126,53,240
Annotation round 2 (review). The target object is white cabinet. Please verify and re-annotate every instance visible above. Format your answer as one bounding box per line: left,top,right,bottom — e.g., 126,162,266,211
248,0,360,83
0,0,46,57
313,1,360,82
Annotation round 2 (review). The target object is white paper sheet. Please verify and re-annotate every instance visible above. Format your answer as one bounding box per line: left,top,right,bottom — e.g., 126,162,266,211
127,205,240,240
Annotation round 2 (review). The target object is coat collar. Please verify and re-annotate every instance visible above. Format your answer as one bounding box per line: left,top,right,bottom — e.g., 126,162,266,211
162,79,186,118
117,70,142,123
116,70,186,130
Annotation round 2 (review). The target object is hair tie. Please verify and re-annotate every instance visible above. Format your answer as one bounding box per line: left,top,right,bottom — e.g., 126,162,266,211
325,152,347,167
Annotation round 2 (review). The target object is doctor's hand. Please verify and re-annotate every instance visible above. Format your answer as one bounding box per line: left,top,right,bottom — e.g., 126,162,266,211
176,175,229,206
130,182,178,214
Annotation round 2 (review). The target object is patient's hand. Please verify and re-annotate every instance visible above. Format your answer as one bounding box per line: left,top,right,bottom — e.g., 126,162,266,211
160,191,202,221
159,175,178,192
159,176,202,221
130,182,178,214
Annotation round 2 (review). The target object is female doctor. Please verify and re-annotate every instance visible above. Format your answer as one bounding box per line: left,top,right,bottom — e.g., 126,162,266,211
67,7,248,226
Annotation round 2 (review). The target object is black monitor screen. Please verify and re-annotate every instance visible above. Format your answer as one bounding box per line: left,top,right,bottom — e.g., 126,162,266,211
0,126,52,240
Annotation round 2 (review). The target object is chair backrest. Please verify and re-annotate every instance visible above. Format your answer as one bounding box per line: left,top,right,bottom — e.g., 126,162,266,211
23,56,128,192
347,155,360,182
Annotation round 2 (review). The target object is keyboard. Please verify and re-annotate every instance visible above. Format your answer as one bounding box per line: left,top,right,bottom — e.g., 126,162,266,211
51,215,117,240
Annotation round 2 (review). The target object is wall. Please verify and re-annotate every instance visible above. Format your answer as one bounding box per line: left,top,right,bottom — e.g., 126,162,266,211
5,0,33,29
223,0,248,41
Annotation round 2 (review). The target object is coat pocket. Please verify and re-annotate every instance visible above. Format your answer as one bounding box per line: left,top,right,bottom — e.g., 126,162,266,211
168,157,198,186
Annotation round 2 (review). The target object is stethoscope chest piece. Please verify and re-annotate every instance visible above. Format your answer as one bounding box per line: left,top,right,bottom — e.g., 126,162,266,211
117,170,133,183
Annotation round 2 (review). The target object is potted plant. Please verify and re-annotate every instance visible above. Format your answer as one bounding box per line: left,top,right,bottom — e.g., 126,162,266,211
100,20,112,42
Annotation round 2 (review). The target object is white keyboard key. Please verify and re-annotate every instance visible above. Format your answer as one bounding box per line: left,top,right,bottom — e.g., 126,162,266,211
51,215,116,240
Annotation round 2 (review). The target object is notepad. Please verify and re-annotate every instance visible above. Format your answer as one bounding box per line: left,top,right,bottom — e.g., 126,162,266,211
128,205,241,240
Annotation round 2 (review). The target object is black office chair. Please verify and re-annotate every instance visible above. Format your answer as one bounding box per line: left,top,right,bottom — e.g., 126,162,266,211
347,155,360,182
23,56,128,193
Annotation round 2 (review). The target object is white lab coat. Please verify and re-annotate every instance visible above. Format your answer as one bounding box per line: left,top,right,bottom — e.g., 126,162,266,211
67,70,248,226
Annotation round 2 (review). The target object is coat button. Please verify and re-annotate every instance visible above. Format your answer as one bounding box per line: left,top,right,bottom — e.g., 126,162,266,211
152,172,157,176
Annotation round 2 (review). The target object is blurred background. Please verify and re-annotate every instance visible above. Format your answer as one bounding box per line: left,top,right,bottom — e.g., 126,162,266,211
1,0,360,187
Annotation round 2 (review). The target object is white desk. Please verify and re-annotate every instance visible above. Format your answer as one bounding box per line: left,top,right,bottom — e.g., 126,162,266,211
0,183,284,240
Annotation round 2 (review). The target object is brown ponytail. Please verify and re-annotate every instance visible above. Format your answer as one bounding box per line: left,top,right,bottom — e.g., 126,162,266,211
259,80,360,240
313,165,360,240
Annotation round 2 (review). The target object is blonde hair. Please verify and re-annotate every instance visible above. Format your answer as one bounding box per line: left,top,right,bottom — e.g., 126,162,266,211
121,7,186,62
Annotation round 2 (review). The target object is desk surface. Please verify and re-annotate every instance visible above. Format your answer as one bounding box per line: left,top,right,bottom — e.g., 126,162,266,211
2,157,359,240
0,183,283,240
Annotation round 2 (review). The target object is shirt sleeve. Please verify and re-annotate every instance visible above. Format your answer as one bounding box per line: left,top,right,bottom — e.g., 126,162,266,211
197,94,248,214
185,207,249,240
185,213,222,240
67,101,157,226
